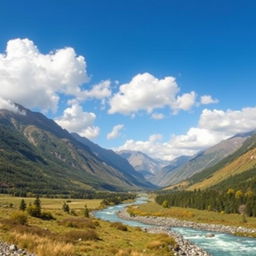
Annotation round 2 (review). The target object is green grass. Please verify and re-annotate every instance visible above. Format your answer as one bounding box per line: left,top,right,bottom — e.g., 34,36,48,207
128,201,256,229
0,195,102,210
0,195,175,256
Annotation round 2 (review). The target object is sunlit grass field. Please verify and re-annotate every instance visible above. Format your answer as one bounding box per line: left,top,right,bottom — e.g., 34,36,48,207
0,195,102,210
128,201,256,229
0,195,175,256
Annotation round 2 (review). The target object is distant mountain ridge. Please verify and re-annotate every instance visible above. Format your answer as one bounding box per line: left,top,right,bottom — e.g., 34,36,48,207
186,131,256,190
0,104,154,194
160,134,248,187
72,133,155,189
117,150,169,179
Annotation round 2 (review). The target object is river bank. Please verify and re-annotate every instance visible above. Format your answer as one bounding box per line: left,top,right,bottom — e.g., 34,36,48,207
118,207,256,235
116,208,211,256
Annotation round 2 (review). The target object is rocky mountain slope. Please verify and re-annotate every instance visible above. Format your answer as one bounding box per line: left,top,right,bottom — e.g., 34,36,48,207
0,104,153,195
160,134,248,187
186,131,256,190
117,150,169,179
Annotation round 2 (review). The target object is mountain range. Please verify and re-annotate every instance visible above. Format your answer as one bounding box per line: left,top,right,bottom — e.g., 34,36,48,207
0,104,154,195
1,103,256,195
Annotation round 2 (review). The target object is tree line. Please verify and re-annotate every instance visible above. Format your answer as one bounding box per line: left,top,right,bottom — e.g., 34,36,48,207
156,188,256,217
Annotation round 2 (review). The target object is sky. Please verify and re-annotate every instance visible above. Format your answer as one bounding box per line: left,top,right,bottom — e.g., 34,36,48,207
0,0,256,160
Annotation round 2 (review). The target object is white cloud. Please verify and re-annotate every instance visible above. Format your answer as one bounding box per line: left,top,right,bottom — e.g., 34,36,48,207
0,97,25,115
0,38,88,112
173,91,196,112
80,80,112,100
55,104,99,139
108,72,196,115
116,106,256,160
151,113,165,120
200,95,219,105
107,124,124,140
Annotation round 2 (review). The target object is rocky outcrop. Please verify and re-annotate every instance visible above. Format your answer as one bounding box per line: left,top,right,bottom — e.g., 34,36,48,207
0,242,35,256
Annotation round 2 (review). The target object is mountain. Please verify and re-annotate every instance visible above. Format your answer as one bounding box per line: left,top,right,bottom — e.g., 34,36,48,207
117,150,169,179
160,134,248,188
71,133,155,189
0,104,154,195
186,131,256,191
152,155,192,186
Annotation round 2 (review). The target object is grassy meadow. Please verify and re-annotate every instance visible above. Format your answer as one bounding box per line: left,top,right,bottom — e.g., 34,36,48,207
0,194,175,256
128,201,256,229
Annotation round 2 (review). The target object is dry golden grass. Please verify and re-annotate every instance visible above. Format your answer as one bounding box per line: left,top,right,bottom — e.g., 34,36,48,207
110,222,128,231
9,232,75,256
188,147,256,190
59,217,96,229
0,195,176,256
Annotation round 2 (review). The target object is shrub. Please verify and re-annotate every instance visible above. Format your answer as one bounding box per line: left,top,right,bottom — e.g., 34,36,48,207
70,209,77,216
40,211,55,220
110,222,128,231
10,211,28,225
146,233,175,250
63,230,99,242
11,225,53,238
59,217,96,229
62,202,70,213
27,205,41,218
162,200,169,208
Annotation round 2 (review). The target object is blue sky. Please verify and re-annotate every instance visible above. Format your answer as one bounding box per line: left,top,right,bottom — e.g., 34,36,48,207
1,0,256,160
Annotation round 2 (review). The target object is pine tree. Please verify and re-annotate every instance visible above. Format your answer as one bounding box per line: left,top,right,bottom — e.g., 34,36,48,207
33,196,41,217
19,199,26,211
84,204,89,218
62,202,70,213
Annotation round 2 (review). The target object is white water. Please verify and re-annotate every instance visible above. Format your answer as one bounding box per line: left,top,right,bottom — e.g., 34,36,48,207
94,197,256,255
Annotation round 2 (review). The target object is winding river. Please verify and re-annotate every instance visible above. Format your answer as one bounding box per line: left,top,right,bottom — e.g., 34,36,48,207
94,197,256,256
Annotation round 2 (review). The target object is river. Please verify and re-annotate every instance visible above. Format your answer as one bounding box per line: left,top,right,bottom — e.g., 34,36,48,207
94,196,256,256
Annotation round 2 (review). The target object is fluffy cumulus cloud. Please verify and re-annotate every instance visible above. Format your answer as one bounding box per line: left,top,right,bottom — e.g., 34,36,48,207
81,80,112,100
55,104,99,139
117,106,256,160
0,38,88,112
108,73,197,115
107,124,124,140
200,95,219,105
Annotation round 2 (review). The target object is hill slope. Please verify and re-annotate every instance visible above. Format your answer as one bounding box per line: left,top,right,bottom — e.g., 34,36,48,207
187,132,256,190
72,133,155,189
160,135,248,187
0,105,153,195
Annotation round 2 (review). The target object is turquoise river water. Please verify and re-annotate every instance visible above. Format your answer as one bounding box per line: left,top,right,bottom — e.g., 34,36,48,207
94,197,256,256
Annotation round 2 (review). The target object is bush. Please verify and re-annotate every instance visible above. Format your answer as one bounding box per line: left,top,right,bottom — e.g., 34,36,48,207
10,211,28,225
110,222,128,231
59,217,96,229
162,200,169,208
27,205,41,218
40,211,55,220
147,233,175,250
62,202,70,213
63,230,99,242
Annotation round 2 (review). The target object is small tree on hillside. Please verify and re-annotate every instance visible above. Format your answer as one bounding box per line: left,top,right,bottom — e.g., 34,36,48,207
62,202,70,213
27,196,42,217
84,204,90,218
19,199,26,211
